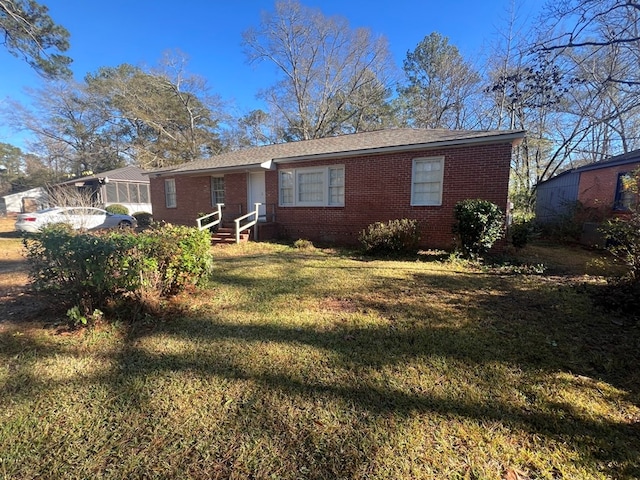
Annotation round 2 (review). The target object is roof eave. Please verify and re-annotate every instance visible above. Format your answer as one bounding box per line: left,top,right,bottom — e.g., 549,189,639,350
273,131,526,164
149,161,272,178
149,131,526,176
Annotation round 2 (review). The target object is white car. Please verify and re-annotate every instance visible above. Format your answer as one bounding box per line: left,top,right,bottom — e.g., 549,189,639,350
15,207,137,233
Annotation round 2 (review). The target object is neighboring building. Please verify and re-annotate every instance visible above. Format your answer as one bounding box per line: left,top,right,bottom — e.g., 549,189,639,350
149,128,525,249
536,150,640,223
0,187,48,215
56,166,152,214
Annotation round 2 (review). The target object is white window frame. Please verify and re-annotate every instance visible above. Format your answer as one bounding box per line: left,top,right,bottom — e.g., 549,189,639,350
411,156,444,206
165,178,177,208
211,176,225,206
279,165,345,207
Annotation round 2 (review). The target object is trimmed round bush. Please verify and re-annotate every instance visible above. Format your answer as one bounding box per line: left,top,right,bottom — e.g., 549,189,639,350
105,204,129,215
133,211,153,228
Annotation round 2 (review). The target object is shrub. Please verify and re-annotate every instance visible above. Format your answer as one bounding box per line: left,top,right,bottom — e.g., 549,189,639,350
453,199,505,259
134,223,213,296
359,219,421,255
23,223,213,324
601,212,640,283
23,223,138,317
133,211,153,228
293,238,314,250
105,204,129,215
510,221,532,249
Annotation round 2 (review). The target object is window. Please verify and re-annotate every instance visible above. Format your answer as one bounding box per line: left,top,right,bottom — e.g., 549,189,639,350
140,184,150,203
130,184,140,203
211,176,225,205
329,167,345,205
411,157,444,206
165,178,177,208
105,183,118,203
279,166,345,207
280,171,294,205
104,182,150,204
117,183,128,203
298,171,323,203
614,172,637,211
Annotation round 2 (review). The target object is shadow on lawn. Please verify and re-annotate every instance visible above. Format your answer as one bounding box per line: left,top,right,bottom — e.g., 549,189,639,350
95,263,640,478
3,249,640,478
110,317,640,478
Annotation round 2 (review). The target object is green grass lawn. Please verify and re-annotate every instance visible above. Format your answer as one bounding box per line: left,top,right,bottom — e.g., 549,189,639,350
1,242,639,479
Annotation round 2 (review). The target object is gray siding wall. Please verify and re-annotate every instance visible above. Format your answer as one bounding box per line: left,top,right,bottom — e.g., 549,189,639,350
535,172,580,223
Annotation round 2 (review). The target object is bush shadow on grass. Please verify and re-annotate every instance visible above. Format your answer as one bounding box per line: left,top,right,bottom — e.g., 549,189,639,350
94,263,640,478
108,309,640,478
5,246,640,478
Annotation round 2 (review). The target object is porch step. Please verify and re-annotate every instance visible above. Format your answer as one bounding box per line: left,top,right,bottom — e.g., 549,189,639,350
210,227,250,245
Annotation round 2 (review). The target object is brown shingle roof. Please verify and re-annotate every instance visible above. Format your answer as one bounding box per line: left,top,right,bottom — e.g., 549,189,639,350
154,128,525,176
59,166,150,185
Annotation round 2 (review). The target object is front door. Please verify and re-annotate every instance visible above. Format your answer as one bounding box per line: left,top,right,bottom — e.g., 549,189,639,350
248,171,267,221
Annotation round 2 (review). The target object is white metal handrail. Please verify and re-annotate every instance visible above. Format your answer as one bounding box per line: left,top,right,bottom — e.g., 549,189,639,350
196,203,224,231
233,203,261,243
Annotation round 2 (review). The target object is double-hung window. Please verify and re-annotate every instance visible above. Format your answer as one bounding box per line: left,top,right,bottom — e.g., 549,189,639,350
279,165,345,207
211,176,225,205
165,178,177,208
411,157,444,206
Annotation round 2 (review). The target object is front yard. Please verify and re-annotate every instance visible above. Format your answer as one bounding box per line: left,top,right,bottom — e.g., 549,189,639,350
1,217,639,479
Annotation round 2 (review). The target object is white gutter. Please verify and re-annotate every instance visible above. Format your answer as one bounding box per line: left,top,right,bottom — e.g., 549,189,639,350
149,162,269,178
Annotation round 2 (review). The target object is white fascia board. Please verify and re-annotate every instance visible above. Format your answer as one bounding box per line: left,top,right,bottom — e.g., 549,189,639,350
151,162,271,178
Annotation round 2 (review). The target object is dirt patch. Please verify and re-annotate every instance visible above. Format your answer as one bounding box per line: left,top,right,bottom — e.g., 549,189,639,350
319,297,359,313
0,217,43,324
0,217,27,285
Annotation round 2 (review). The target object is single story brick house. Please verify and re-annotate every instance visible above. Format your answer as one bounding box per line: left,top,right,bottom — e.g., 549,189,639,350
148,128,525,249
536,149,640,223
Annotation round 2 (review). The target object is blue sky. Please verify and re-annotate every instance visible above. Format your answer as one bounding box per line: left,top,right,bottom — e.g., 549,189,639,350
0,0,540,150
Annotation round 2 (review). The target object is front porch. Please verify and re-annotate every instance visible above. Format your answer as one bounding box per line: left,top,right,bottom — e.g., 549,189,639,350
197,203,279,244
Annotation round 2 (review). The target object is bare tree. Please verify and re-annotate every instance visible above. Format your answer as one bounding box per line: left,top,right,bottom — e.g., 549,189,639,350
242,0,396,141
536,0,640,87
4,80,125,176
532,0,640,158
45,182,95,208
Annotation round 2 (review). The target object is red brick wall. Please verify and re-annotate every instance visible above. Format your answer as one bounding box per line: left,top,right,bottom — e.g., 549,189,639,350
222,173,248,220
578,162,640,213
149,175,212,225
150,172,250,226
150,142,513,249
270,143,513,249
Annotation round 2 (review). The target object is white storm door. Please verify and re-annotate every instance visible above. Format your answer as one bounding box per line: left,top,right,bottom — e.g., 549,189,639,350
248,171,267,221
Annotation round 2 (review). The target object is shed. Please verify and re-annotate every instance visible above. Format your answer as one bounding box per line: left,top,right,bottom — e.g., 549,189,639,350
0,187,48,215
536,149,640,223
